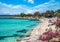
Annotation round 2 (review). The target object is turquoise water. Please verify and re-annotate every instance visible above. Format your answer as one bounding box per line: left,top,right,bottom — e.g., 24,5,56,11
0,18,40,42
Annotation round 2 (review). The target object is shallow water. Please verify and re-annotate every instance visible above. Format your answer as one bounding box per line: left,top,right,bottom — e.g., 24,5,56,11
0,18,40,42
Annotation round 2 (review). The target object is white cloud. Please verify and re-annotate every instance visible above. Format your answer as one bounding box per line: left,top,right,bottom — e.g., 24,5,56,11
0,2,32,15
28,0,34,4
32,0,60,12
0,0,60,15
24,0,34,4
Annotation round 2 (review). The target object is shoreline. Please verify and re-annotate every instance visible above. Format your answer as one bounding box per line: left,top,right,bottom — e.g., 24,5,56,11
17,17,56,42
0,17,39,21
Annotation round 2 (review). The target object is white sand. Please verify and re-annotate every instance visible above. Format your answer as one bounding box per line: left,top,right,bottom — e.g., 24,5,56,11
17,17,56,42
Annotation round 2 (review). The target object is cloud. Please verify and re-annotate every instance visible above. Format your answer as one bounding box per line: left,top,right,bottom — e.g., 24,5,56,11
32,0,60,12
0,0,60,15
0,2,32,15
24,0,34,4
28,0,34,4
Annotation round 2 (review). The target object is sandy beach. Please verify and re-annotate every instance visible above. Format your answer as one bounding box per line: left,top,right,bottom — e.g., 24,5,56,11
17,17,56,42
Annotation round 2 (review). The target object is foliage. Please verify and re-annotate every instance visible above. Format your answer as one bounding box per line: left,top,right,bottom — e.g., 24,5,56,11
55,9,60,17
20,13,26,17
16,9,60,18
44,10,55,17
38,30,60,42
56,22,60,28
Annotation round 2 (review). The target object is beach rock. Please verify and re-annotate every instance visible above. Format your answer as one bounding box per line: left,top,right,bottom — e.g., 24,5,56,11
0,36,13,40
13,34,25,38
25,35,30,37
17,29,28,33
0,35,16,39
0,36,5,40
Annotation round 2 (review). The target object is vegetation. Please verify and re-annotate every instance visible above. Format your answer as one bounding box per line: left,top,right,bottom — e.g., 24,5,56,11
0,9,60,18
56,19,60,30
55,9,60,17
38,28,60,42
17,9,60,18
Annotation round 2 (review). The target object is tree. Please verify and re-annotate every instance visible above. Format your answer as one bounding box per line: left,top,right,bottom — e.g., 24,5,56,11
34,11,41,18
55,9,60,17
34,12,40,16
44,10,54,17
26,14,33,17
20,13,26,17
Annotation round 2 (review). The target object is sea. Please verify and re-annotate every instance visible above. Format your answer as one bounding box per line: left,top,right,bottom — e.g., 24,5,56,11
0,18,40,42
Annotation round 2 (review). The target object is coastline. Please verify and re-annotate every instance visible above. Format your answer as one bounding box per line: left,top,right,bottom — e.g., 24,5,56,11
0,17,39,21
17,17,56,42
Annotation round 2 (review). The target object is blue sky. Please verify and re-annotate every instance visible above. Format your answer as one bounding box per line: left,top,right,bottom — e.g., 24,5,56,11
0,0,50,7
0,0,60,15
